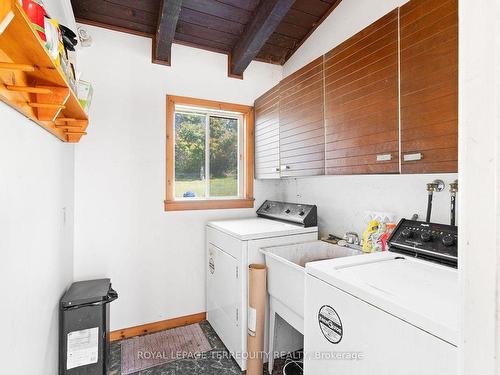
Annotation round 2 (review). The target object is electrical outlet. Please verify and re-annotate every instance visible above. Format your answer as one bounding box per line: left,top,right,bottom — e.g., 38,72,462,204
363,211,397,225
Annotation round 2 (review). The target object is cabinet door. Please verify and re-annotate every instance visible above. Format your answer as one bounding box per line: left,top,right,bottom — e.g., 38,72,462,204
254,85,280,179
324,9,399,175
279,57,325,177
400,0,458,173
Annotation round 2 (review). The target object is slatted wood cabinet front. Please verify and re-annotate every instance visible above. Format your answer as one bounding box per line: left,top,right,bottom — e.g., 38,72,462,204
254,85,280,179
324,9,399,175
279,57,325,177
254,0,457,179
400,0,458,173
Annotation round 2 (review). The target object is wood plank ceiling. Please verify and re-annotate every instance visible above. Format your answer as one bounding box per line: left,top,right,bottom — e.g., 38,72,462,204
71,0,342,76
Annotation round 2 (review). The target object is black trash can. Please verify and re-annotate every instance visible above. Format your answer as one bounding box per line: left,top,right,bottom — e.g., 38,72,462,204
59,279,118,375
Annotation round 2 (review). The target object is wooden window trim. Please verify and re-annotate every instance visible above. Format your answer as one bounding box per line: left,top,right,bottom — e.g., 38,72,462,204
164,95,254,211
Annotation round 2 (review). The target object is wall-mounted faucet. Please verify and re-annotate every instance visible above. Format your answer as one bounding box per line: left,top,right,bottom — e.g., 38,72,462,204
426,179,445,222
449,180,458,226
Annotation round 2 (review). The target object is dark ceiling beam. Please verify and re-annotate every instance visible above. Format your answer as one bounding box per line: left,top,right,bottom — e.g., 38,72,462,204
229,0,295,78
152,0,182,66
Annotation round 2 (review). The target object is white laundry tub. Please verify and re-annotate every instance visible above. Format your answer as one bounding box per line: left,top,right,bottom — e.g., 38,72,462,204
262,240,361,320
260,241,361,374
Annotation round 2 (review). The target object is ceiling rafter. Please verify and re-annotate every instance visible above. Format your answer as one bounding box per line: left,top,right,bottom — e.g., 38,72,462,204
152,0,182,66
229,0,295,78
71,0,343,75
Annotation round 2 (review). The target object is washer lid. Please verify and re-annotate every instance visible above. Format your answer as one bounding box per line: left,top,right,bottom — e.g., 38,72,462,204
306,252,459,345
207,217,317,240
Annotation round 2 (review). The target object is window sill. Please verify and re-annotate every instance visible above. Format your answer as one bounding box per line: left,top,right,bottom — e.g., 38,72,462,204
164,198,255,211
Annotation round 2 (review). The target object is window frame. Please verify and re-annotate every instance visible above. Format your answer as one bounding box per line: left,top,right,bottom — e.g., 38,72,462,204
165,95,254,211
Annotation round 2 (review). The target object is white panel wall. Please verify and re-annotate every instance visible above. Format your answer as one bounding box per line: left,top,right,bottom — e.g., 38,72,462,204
73,25,283,330
279,0,456,237
458,1,500,374
0,103,75,375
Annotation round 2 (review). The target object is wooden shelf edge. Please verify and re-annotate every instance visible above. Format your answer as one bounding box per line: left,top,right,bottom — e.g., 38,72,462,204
12,1,87,117
0,1,89,143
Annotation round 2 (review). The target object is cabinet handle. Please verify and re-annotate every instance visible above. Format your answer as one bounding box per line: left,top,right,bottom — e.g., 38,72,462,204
274,167,280,172
280,165,290,171
376,154,392,162
403,152,423,162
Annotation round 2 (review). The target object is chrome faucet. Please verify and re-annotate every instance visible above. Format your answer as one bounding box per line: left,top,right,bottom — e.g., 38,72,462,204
344,232,360,245
340,232,362,251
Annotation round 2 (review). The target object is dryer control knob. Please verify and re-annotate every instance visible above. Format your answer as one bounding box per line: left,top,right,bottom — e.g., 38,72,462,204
442,234,455,247
401,228,413,238
420,232,432,242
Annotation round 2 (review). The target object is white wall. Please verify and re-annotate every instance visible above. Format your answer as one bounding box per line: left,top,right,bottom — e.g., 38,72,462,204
458,0,500,374
43,0,77,33
284,0,409,77
279,174,457,238
73,25,283,330
279,0,456,237
0,103,75,375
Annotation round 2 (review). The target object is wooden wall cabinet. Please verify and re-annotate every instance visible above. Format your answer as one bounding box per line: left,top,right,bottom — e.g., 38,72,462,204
254,85,280,179
253,0,458,179
400,0,458,173
279,57,325,177
324,9,399,175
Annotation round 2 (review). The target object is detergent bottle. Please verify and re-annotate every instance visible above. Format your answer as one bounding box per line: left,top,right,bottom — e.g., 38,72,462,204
362,220,379,253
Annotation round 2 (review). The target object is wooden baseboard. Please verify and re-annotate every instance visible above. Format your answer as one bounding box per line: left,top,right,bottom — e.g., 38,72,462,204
110,312,206,342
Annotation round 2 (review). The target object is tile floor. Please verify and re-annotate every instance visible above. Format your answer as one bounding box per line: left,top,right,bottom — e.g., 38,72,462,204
109,321,289,375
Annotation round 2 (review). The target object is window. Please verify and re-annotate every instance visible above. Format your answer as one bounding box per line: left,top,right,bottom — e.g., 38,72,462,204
165,95,254,211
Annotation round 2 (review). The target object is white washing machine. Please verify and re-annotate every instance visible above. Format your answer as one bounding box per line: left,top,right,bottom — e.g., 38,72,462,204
304,219,458,375
206,200,318,370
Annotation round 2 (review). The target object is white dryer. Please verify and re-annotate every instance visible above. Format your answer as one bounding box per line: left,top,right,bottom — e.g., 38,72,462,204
304,219,458,375
206,200,318,370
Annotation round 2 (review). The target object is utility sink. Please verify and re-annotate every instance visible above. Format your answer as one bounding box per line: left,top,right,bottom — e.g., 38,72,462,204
261,240,361,373
261,240,361,324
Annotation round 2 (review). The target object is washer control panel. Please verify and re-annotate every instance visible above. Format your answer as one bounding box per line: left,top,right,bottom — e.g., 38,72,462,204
388,219,457,267
256,200,317,227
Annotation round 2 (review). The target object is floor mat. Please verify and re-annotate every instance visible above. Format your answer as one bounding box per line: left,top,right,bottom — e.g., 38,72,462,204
120,323,213,374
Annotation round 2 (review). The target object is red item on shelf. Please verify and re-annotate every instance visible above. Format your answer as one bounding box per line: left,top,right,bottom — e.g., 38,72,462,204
22,0,46,41
380,223,397,251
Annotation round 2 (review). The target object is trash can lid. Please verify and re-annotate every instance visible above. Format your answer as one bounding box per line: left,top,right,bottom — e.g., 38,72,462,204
61,278,112,308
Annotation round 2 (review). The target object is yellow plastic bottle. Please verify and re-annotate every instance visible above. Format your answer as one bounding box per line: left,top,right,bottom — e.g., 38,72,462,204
362,220,379,253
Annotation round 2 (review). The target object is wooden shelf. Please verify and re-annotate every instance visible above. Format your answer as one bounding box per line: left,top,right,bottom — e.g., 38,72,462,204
0,0,88,143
